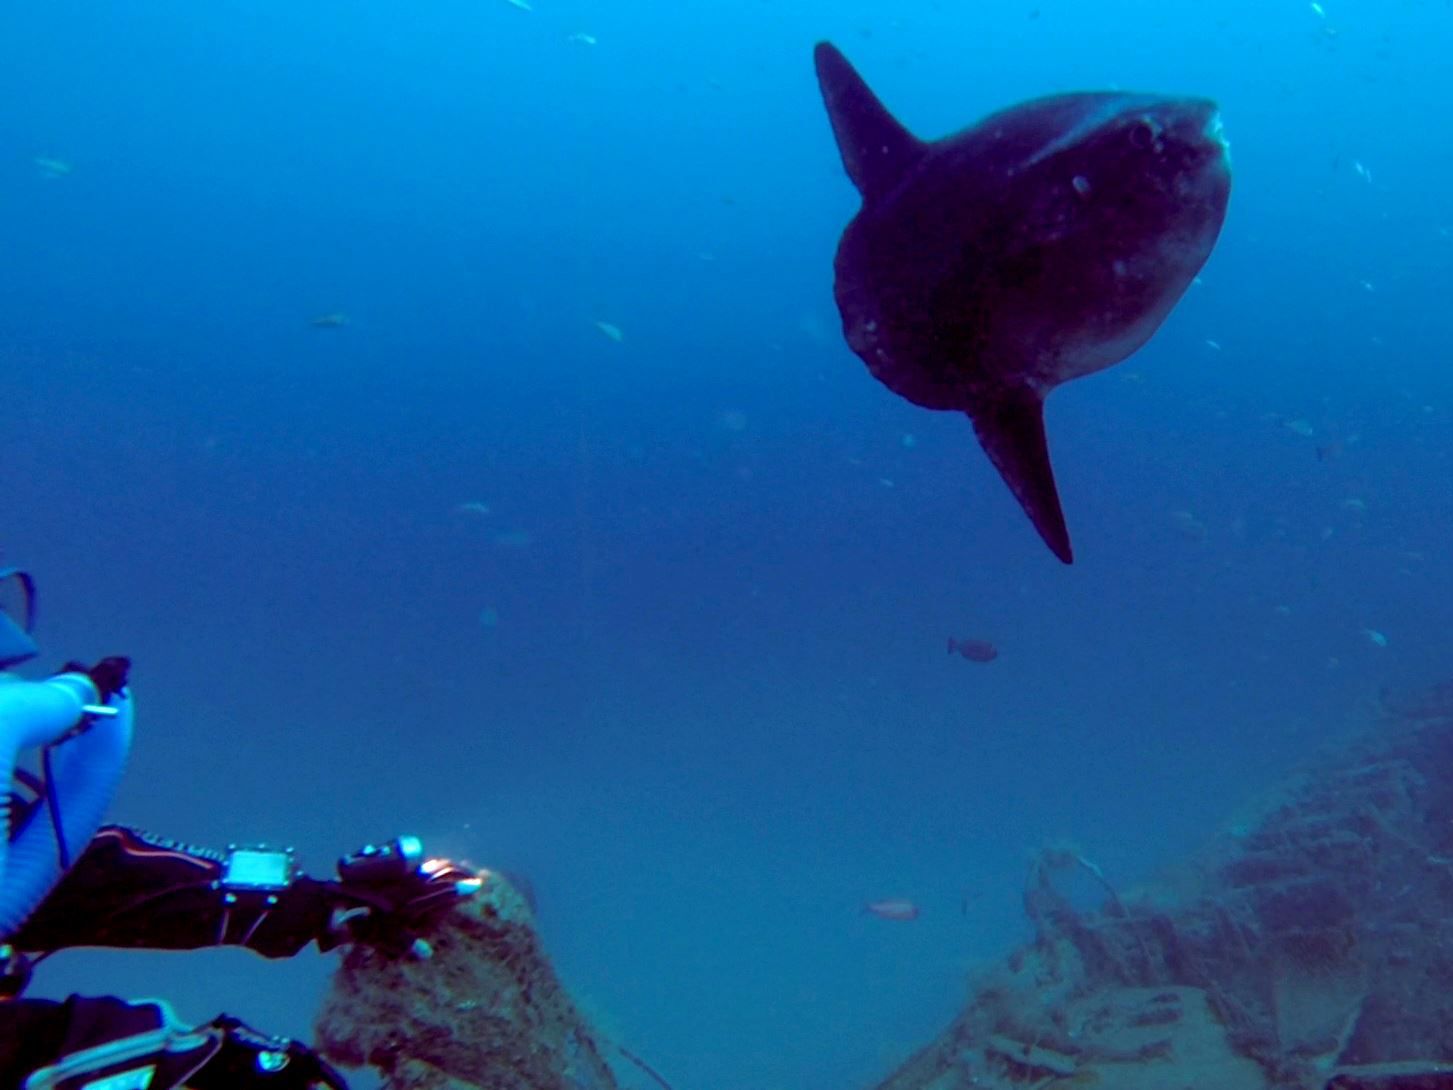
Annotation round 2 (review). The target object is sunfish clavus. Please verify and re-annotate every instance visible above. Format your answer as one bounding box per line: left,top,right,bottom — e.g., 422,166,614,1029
814,42,1232,563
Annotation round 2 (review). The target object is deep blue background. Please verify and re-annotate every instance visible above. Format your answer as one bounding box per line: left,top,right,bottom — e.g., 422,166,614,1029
3,2,1450,1089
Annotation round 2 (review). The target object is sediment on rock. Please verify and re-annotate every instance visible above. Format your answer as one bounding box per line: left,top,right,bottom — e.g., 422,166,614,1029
315,874,619,1090
869,679,1453,1090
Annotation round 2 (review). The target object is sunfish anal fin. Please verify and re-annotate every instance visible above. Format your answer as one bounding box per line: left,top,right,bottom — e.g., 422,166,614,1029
813,41,926,203
968,387,1074,564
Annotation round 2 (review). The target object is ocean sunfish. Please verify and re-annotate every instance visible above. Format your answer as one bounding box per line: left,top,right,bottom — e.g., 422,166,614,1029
814,42,1231,563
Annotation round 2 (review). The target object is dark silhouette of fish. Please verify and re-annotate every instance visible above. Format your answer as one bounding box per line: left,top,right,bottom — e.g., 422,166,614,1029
948,636,998,663
814,42,1232,563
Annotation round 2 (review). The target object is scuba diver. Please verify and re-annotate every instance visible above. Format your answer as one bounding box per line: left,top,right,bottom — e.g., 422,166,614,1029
0,566,484,1090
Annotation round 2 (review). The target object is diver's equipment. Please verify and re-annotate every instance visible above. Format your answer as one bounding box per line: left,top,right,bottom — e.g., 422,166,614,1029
215,844,297,946
21,997,221,1090
0,941,32,997
337,836,423,887
58,656,131,704
192,1016,348,1090
221,845,297,892
0,668,134,937
0,568,38,669
334,837,482,954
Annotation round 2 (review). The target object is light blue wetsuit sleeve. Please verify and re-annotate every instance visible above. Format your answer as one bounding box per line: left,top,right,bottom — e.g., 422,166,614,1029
0,673,134,937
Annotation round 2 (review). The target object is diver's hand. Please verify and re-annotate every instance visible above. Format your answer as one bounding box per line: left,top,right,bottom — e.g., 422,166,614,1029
58,655,131,701
333,837,482,954
190,1016,348,1090
87,656,131,700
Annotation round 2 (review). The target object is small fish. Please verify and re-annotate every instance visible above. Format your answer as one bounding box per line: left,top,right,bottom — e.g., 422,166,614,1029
1170,509,1207,540
33,156,72,178
503,0,532,10
1363,628,1388,648
454,500,492,516
1283,418,1316,438
1309,1,1326,16
863,898,920,921
948,637,998,663
310,313,349,329
567,32,597,45
594,320,623,342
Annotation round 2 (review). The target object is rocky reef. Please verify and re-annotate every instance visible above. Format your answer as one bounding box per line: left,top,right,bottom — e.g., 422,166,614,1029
315,872,619,1090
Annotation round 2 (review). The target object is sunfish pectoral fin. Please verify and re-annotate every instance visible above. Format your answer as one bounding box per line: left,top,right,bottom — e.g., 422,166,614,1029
967,387,1074,564
813,41,926,203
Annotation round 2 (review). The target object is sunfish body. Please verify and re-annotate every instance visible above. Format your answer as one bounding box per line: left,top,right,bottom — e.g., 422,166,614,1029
814,43,1231,563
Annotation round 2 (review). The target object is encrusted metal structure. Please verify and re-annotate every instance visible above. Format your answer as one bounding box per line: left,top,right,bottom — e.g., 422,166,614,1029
869,681,1453,1090
315,874,619,1090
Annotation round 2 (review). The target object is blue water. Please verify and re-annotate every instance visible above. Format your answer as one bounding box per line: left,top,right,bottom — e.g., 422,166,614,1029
3,2,1450,1088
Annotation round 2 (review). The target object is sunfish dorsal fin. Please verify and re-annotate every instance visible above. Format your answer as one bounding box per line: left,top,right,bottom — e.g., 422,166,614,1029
968,387,1074,564
814,41,925,202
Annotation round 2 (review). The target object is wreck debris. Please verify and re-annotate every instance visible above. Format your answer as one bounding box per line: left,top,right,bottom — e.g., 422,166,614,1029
982,1035,1077,1078
314,871,620,1090
867,678,1453,1090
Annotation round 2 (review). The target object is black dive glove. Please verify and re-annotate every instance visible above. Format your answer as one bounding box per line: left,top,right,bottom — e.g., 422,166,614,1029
58,655,131,701
334,837,483,954
191,1016,347,1090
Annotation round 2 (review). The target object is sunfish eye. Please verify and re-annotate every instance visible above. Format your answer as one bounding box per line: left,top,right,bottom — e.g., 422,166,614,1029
1127,117,1161,150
